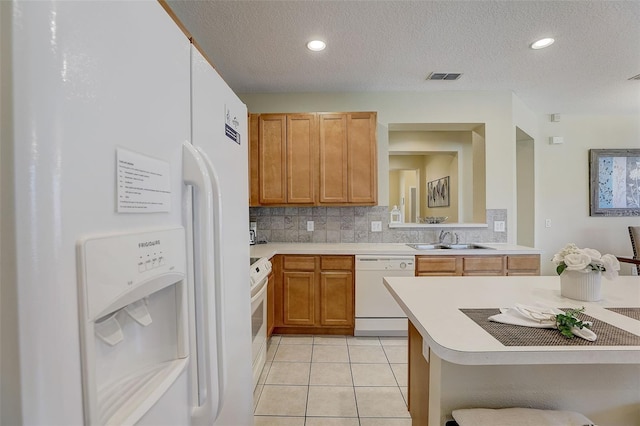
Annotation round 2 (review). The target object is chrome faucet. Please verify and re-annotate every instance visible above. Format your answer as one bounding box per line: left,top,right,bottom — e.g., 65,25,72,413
439,230,459,244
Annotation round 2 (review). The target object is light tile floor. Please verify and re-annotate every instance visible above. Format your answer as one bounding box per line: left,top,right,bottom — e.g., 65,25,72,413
254,335,411,426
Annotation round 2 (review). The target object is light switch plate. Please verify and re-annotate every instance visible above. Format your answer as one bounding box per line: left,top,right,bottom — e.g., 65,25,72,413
371,221,382,232
494,220,505,232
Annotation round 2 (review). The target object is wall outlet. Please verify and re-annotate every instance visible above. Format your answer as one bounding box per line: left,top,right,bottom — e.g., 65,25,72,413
307,220,314,232
371,221,382,232
494,220,506,232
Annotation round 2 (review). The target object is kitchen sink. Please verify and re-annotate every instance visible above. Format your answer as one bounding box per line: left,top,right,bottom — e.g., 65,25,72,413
406,243,448,250
406,243,494,250
443,243,493,250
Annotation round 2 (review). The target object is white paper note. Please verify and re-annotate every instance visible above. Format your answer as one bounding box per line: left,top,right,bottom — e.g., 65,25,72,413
117,148,171,213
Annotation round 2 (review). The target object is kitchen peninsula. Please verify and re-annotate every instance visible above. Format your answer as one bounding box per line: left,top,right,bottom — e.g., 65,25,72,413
383,276,640,426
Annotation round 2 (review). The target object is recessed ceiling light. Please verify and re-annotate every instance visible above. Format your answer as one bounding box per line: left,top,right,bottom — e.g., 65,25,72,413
306,40,326,52
530,38,555,50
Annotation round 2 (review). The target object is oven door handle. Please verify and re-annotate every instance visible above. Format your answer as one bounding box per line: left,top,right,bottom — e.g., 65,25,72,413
251,278,268,304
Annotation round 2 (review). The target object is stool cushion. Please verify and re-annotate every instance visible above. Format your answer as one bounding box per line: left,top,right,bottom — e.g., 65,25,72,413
452,407,593,426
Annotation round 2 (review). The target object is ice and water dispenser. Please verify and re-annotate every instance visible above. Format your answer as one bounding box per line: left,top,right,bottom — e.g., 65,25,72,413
77,227,189,425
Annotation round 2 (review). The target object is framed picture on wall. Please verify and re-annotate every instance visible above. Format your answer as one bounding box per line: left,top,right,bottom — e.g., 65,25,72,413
427,176,450,208
589,149,640,216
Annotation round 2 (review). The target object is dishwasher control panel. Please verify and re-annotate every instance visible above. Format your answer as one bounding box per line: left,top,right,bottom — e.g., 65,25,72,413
355,256,415,271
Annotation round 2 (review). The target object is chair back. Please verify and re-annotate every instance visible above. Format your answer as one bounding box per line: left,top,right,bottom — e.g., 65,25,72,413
629,226,640,274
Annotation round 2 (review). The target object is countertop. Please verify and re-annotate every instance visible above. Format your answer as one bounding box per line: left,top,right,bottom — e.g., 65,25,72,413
249,242,542,259
384,275,640,366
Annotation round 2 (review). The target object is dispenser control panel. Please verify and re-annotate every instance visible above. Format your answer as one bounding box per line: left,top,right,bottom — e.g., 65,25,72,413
137,240,166,272
78,227,186,320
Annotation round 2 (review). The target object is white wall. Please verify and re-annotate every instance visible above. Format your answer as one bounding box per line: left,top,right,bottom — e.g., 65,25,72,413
471,129,486,223
536,114,640,275
516,134,535,247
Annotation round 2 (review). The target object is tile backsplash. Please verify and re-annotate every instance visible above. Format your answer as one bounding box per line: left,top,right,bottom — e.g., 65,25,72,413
249,206,508,244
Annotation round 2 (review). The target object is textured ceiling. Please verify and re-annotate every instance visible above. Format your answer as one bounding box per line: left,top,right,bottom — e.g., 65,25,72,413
166,0,640,115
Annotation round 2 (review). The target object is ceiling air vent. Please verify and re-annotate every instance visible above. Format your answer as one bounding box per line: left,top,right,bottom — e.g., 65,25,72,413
629,73,640,80
426,72,462,81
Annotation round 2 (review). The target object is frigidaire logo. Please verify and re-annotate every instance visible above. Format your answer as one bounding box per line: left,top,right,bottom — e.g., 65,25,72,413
139,240,160,248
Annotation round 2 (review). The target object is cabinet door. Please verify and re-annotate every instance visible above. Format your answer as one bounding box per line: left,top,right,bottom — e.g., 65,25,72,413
506,255,540,276
258,114,287,204
416,256,460,276
462,256,506,276
249,114,260,206
347,112,377,204
319,271,354,327
282,271,316,326
287,114,317,203
318,113,348,203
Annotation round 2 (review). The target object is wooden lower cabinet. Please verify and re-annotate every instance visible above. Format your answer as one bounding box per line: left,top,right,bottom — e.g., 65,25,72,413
274,254,354,335
506,254,541,275
416,254,540,276
408,320,429,426
283,270,315,326
320,271,354,327
416,256,458,276
462,255,505,276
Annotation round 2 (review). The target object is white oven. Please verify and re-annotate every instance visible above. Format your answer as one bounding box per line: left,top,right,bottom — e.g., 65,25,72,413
249,257,271,389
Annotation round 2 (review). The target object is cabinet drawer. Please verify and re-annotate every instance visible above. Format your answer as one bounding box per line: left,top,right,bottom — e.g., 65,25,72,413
416,256,458,274
321,256,354,270
463,256,505,273
283,255,316,271
507,255,540,271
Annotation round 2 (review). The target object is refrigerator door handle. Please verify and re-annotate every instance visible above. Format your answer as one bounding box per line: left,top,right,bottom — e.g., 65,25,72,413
196,146,229,408
182,142,226,424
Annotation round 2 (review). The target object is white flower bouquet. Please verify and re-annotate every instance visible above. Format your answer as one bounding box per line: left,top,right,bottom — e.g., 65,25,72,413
552,243,620,280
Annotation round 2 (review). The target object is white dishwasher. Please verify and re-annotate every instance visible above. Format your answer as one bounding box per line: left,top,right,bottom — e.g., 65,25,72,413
355,255,415,336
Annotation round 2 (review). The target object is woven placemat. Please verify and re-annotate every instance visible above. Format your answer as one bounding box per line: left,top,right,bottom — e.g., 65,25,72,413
606,307,640,321
460,308,640,347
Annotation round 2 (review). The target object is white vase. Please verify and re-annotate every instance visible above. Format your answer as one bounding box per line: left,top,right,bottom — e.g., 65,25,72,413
560,270,602,301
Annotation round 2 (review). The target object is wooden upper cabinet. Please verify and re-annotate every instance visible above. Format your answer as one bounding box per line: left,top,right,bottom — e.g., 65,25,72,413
318,112,377,205
347,112,377,204
252,113,316,205
287,114,317,204
318,114,348,203
250,111,377,206
249,114,260,206
258,114,287,204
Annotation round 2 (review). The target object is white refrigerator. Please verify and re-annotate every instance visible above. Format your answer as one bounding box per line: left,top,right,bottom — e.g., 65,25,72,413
1,1,253,425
